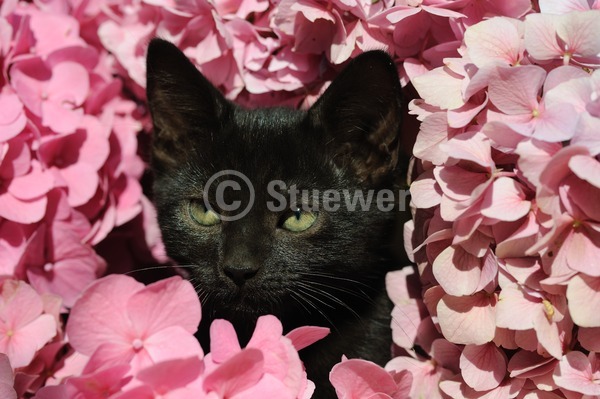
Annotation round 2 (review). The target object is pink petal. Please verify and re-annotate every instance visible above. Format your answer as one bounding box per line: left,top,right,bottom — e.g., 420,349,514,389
67,275,143,355
567,274,600,327
0,192,47,224
441,132,494,170
579,327,600,351
496,284,539,330
433,245,481,296
137,357,203,392
524,14,563,61
410,169,442,209
41,100,84,135
488,65,546,115
532,309,563,359
0,354,13,386
515,139,562,188
435,166,489,202
127,276,201,337
0,92,26,141
508,350,556,379
431,339,462,374
285,326,329,352
0,280,44,329
553,351,600,395
437,292,497,345
480,177,531,221
1,314,56,368
460,343,507,391
573,112,600,156
413,113,453,165
203,349,264,396
330,358,399,398
447,95,489,129
569,154,600,189
464,17,524,67
7,163,53,200
210,319,242,363
46,62,89,106
60,164,99,207
494,214,540,259
412,66,465,110
390,299,423,350
539,0,595,13
556,11,600,60
565,227,600,277
533,102,578,142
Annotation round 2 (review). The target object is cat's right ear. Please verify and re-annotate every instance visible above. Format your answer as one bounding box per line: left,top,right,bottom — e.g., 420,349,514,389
146,38,228,172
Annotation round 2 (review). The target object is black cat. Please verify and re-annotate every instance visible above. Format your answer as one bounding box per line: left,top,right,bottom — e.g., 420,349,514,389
146,38,404,398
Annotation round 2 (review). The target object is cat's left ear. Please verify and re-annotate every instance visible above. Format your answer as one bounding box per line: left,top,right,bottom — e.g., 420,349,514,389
146,38,229,172
308,51,403,185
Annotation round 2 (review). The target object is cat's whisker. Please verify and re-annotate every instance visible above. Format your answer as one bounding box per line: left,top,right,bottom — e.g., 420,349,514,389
296,282,363,323
289,291,313,316
300,271,375,291
301,278,375,305
294,288,339,334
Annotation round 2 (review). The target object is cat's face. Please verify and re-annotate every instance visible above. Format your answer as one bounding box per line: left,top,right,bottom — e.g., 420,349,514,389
146,39,403,328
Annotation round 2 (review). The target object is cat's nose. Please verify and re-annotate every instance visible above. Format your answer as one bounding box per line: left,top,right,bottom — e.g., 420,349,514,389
223,264,259,286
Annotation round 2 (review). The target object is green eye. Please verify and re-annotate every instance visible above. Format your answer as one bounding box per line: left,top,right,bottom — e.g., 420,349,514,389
188,200,221,226
282,210,317,232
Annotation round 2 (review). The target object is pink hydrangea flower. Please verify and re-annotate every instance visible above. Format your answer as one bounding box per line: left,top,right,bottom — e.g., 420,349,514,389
0,280,58,369
204,315,327,398
330,357,412,399
66,275,203,374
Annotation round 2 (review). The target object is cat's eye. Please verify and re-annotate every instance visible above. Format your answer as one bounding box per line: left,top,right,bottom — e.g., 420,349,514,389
282,209,317,232
188,200,221,226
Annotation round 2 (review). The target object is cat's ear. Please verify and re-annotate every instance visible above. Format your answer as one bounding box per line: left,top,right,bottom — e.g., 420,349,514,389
146,38,229,172
308,51,403,185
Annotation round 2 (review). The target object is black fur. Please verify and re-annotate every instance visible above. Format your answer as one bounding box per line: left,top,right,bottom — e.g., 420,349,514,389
146,38,403,398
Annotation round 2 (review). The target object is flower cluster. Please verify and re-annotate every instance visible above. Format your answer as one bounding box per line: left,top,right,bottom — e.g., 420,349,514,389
0,276,326,399
1,0,600,397
0,0,154,309
388,2,600,398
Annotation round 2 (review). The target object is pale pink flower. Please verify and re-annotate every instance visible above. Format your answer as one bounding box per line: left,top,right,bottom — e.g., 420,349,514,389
330,357,412,399
66,275,203,374
553,351,600,396
524,11,600,67
21,220,106,309
530,147,600,278
496,283,569,358
386,339,460,399
0,280,57,369
11,57,90,135
486,65,579,142
539,0,600,14
204,315,326,398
